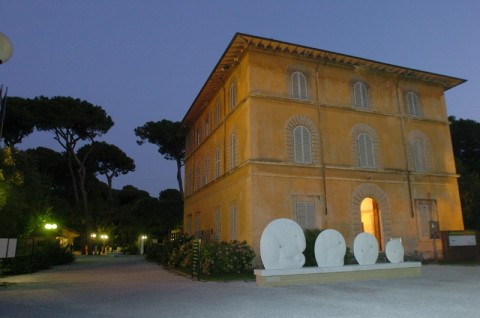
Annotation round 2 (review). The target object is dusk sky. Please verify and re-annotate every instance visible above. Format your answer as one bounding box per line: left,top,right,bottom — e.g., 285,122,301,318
1,1,478,196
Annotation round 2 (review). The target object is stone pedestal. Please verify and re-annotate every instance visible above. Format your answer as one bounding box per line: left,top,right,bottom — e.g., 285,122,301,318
254,262,421,287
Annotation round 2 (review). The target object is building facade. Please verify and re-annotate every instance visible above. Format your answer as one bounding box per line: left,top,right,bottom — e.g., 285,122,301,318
181,33,466,262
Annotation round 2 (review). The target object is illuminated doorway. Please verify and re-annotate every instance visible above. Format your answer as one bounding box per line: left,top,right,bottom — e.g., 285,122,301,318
360,197,382,250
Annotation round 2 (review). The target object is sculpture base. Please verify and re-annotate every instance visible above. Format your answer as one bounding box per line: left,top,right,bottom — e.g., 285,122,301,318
254,262,421,287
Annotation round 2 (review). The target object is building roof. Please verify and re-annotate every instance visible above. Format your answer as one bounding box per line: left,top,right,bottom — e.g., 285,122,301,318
181,32,466,128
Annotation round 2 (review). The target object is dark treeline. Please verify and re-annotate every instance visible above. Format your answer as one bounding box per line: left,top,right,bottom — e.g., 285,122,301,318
0,96,183,253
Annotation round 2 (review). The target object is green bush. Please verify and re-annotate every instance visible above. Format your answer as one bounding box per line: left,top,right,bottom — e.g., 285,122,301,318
303,228,323,266
200,240,255,275
1,240,74,276
160,239,255,276
146,234,192,266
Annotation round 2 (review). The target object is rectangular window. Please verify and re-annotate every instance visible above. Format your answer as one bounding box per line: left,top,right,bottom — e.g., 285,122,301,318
230,204,238,240
214,147,221,179
195,163,201,190
195,212,201,239
204,156,209,185
229,83,236,111
296,201,315,229
214,207,221,241
215,100,221,126
205,114,210,137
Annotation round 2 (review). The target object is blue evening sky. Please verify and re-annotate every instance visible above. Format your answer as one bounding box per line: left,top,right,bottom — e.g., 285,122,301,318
1,1,478,196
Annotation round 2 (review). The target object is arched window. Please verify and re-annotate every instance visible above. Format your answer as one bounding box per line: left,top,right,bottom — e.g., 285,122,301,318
291,71,307,100
413,139,427,172
215,100,222,126
407,91,421,117
294,126,312,163
230,134,237,169
229,82,236,111
195,162,202,190
354,81,369,109
357,133,375,168
407,130,433,173
214,147,221,179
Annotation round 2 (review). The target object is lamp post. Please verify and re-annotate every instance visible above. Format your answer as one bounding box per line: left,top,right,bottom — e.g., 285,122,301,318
100,234,108,254
0,32,13,64
140,235,147,255
44,223,58,243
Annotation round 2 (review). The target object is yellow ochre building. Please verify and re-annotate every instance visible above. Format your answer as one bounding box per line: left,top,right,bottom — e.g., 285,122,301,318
180,33,466,262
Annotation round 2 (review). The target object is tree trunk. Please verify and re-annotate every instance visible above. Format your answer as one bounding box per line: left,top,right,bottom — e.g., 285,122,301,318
176,158,184,199
67,152,80,207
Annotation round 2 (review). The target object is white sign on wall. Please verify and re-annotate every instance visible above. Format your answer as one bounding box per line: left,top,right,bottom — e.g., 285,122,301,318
0,238,17,258
449,235,477,247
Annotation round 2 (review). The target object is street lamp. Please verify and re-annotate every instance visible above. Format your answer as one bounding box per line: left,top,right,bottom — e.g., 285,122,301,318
140,235,147,255
0,32,13,64
100,234,108,254
0,32,13,144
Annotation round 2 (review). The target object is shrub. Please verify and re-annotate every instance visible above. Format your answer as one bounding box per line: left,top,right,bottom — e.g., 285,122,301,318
146,234,192,266
200,240,256,275
0,240,74,276
161,239,256,276
303,229,323,266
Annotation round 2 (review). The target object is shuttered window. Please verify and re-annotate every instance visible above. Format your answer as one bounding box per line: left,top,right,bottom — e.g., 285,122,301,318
413,139,427,172
230,134,237,169
229,83,236,111
296,201,315,230
407,92,421,117
354,81,368,109
230,205,238,240
214,147,221,179
294,126,312,163
358,133,375,168
292,71,307,100
214,207,221,241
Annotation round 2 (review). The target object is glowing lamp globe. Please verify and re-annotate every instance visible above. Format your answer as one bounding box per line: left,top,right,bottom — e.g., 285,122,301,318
0,32,13,64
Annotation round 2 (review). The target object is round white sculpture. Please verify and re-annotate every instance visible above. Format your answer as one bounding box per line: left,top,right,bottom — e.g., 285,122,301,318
385,238,404,264
353,232,379,265
260,218,306,270
314,229,346,267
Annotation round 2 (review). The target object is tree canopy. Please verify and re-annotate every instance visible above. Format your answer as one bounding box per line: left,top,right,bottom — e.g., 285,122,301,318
449,116,480,230
134,119,185,198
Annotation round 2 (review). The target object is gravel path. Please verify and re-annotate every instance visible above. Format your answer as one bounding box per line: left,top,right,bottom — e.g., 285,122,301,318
1,255,479,317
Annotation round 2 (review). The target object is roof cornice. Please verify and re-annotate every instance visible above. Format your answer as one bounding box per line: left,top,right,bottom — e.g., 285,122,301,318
181,32,466,128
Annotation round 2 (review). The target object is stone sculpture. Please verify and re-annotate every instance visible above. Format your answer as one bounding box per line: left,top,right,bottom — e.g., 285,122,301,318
314,229,346,267
260,218,306,270
353,232,379,265
385,238,404,263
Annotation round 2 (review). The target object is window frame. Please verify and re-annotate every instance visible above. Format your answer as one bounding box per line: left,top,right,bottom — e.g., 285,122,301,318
293,125,312,164
357,133,375,168
229,82,236,111
353,81,369,109
407,91,421,117
291,71,307,100
296,201,315,230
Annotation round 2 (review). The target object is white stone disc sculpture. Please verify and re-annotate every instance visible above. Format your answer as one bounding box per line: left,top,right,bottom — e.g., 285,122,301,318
385,238,404,264
260,218,306,270
314,229,346,267
353,232,379,265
